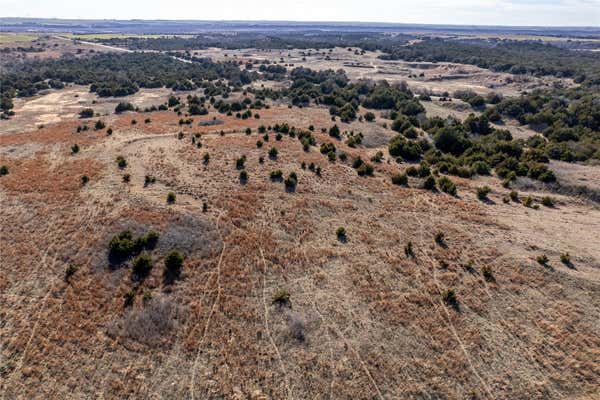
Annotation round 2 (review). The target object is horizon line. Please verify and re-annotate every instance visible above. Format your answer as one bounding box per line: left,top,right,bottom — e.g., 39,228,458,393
1,17,599,30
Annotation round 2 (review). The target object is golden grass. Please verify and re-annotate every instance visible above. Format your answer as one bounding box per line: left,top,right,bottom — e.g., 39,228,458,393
0,33,38,44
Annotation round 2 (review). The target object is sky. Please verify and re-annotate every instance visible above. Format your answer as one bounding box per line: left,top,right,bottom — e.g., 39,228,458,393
1,0,599,27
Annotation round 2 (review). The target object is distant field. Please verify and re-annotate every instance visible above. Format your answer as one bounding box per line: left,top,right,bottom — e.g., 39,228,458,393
63,33,194,40
0,33,38,43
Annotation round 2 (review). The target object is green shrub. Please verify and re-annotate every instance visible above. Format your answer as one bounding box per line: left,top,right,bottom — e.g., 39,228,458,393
356,163,374,176
203,153,210,164
167,192,176,204
115,102,134,113
122,174,130,183
523,196,534,208
371,151,384,163
442,289,457,306
245,127,252,135
509,191,519,202
471,161,491,175
391,173,408,186
109,230,134,260
406,166,418,177
132,254,153,278
71,144,80,154
560,253,571,266
268,147,278,159
404,242,414,257
123,290,135,307
364,112,375,122
116,156,127,169
239,170,248,182
144,231,159,249
336,227,346,240
164,251,184,282
422,175,436,190
434,232,445,246
236,155,246,169
144,175,156,186
79,108,94,118
284,172,298,190
536,254,549,266
81,175,89,185
541,196,554,207
65,264,78,282
328,125,341,138
0,165,8,176
438,177,457,195
477,186,491,201
272,289,290,306
481,265,493,281
270,170,283,181
94,120,105,130
256,140,263,148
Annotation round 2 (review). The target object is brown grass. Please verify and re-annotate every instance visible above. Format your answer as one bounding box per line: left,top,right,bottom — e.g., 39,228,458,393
1,99,599,400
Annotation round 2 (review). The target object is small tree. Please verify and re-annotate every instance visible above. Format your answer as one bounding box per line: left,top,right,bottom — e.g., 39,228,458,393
481,265,493,281
391,173,408,186
236,156,246,170
404,242,414,257
167,192,176,204
239,170,248,183
477,186,491,201
116,156,127,169
336,227,346,241
328,125,340,139
422,175,436,191
79,108,94,118
442,288,457,307
94,120,105,130
0,165,8,176
270,170,283,181
71,144,80,154
164,251,184,283
132,254,153,278
65,264,78,282
438,177,456,196
434,232,445,246
284,172,297,190
268,147,278,159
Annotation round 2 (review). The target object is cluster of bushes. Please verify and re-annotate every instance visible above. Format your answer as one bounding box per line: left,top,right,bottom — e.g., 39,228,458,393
352,157,374,176
0,52,258,108
109,230,159,263
108,230,185,285
380,39,600,82
492,88,600,162
392,117,559,184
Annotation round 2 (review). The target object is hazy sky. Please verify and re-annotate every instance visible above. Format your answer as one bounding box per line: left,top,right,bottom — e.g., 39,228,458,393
1,0,599,26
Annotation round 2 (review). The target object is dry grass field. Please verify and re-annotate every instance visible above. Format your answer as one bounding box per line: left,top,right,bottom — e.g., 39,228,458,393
1,29,599,399
193,47,573,97
1,87,600,400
